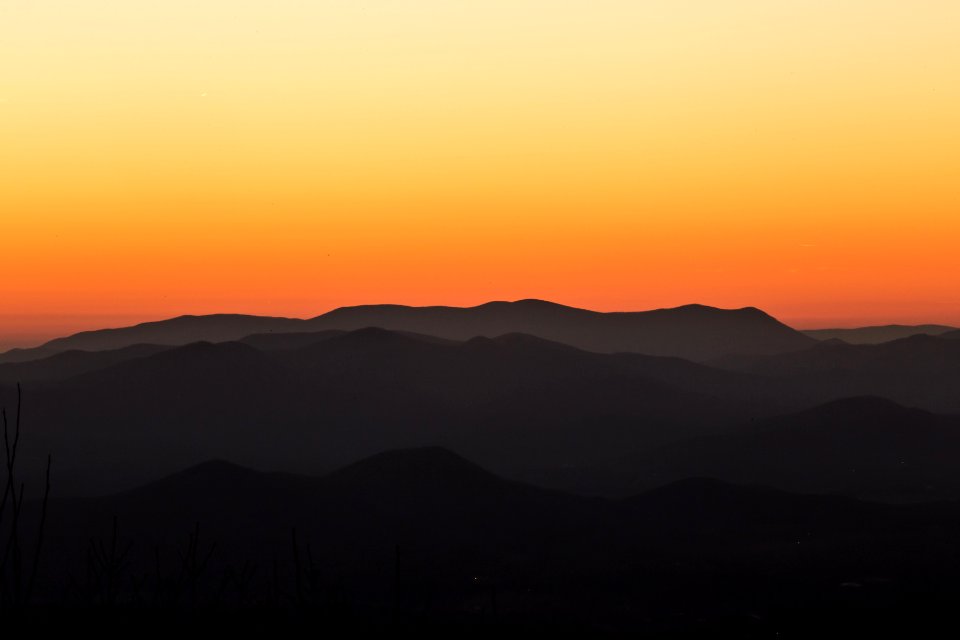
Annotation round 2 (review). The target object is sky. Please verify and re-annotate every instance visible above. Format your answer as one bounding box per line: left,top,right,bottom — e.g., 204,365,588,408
2,1,959,349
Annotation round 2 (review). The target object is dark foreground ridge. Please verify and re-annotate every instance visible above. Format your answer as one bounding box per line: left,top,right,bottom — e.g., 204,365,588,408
7,447,960,634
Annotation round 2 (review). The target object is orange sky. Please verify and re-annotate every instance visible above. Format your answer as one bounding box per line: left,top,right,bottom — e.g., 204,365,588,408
2,1,959,349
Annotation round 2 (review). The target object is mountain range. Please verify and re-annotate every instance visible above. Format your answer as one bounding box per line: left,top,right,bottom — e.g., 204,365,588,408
2,325,959,498
6,328,759,494
5,298,960,630
2,299,960,500
0,299,815,364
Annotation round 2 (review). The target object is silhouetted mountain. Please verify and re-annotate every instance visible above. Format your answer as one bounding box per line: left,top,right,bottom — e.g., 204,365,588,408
941,329,960,340
97,458,315,521
711,334,960,412
0,299,815,363
57,448,869,538
307,300,814,360
31,448,960,633
114,447,589,523
0,313,310,363
591,397,960,502
42,448,603,603
53,448,887,556
8,329,767,495
0,343,170,383
802,324,957,344
320,446,581,514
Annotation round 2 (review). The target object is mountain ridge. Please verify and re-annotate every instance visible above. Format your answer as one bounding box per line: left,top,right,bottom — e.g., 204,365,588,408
577,396,960,502
0,299,814,363
802,324,958,344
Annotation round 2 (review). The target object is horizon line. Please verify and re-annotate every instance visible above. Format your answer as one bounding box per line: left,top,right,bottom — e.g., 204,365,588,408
2,298,958,352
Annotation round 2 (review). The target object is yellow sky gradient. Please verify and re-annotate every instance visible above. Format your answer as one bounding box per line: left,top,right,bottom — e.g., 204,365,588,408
2,1,959,348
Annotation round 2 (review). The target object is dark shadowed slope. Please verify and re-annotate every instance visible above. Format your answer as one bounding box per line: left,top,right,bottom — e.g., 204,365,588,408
0,299,814,363
320,446,579,510
46,448,877,542
941,329,960,340
109,447,595,524
313,447,600,540
44,448,603,580
600,397,960,502
6,329,759,495
39,447,928,571
0,343,171,383
711,334,960,412
802,324,957,344
48,448,904,565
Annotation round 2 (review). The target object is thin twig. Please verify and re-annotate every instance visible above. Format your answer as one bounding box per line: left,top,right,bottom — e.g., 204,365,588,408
25,454,52,604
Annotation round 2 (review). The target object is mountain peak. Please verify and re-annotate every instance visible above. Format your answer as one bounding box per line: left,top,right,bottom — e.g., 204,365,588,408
497,298,576,310
325,446,501,489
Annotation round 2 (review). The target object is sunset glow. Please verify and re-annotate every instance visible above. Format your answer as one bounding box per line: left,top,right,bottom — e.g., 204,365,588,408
3,1,959,348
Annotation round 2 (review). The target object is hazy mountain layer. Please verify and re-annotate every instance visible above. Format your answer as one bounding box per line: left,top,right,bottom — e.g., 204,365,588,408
5,330,758,495
0,299,815,363
711,334,960,412
802,324,957,344
534,397,960,502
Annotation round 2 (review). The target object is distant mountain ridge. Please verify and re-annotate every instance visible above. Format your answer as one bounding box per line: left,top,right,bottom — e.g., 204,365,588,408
0,343,171,382
0,299,814,363
802,324,957,344
0,314,307,363
307,300,814,360
710,333,960,412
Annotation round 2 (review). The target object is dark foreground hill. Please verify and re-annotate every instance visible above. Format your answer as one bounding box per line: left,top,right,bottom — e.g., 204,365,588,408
19,447,960,633
0,299,815,363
